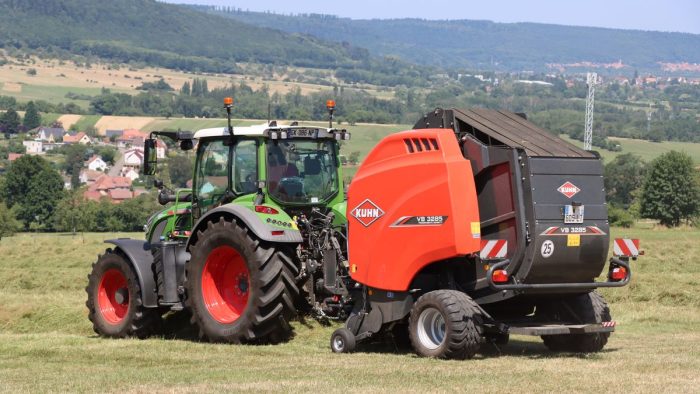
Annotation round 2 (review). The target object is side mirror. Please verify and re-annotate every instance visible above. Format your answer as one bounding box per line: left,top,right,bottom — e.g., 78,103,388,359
143,138,157,176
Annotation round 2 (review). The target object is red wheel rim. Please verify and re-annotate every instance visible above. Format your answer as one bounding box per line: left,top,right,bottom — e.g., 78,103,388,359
202,245,250,324
97,268,129,324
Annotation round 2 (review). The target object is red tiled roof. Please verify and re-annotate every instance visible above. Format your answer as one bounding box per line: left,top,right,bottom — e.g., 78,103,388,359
122,129,147,139
8,153,23,161
63,132,87,143
82,170,105,182
112,176,132,189
84,190,103,201
109,189,133,200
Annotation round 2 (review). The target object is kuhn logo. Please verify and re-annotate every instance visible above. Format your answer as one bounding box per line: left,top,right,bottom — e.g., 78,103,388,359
351,199,385,227
557,181,581,198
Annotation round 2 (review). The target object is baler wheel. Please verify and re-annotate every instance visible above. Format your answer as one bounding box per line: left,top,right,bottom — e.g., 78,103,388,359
185,217,299,343
408,290,483,359
85,249,161,338
538,291,611,353
330,328,356,353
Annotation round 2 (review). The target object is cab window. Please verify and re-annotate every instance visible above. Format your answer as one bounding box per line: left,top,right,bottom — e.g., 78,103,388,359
233,140,258,194
195,140,228,207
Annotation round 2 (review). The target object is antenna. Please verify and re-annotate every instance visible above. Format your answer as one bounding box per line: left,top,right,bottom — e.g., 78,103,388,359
224,97,234,138
584,72,597,151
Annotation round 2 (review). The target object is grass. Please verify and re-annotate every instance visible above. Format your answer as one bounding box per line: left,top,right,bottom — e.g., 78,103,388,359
71,115,103,131
559,135,700,164
0,227,699,392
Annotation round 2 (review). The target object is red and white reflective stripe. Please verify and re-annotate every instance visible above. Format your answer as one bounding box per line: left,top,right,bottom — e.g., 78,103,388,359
613,238,640,257
601,321,616,328
480,239,507,260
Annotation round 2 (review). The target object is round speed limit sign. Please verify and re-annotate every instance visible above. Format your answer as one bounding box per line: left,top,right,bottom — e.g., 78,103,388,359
541,240,554,258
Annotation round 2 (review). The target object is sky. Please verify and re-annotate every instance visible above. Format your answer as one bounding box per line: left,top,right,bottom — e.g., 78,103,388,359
166,0,700,34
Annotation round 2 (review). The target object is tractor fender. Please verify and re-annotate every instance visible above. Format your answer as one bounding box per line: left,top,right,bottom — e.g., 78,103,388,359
105,239,158,308
188,204,303,249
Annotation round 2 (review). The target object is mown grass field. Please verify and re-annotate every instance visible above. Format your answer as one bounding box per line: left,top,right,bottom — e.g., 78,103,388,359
0,227,698,392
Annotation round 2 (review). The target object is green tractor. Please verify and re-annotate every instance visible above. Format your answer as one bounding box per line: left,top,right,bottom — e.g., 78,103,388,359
86,99,352,342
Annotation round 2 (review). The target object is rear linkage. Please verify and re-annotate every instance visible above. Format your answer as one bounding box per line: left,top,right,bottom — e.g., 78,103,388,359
295,208,355,322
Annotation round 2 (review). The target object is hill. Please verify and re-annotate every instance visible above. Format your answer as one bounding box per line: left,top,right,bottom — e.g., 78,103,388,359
0,0,370,72
201,7,700,73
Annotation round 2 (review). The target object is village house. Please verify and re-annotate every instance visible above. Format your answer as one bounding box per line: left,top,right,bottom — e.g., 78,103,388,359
105,129,123,141
121,167,140,181
36,127,65,143
79,169,105,185
116,129,148,149
22,140,43,155
83,174,134,203
87,155,108,172
63,132,91,145
123,148,144,169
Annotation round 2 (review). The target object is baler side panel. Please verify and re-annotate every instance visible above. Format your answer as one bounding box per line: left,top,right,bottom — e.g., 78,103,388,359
347,129,480,291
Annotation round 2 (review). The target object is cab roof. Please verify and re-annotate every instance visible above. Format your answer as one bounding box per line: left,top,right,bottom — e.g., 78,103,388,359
194,122,346,140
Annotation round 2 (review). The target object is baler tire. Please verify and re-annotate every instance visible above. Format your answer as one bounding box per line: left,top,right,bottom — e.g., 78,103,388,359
85,249,161,339
185,217,299,344
539,291,611,353
330,328,356,353
408,290,483,360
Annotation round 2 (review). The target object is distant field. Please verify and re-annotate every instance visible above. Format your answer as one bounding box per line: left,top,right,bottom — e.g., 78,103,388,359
0,57,390,106
0,228,698,392
71,114,102,131
559,135,700,163
94,116,158,134
56,114,82,130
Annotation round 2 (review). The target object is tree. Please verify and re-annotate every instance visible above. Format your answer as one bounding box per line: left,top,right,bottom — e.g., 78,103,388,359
181,81,191,96
0,203,20,239
23,101,41,130
168,154,192,188
62,144,88,175
0,108,21,135
1,155,65,229
640,151,700,227
96,146,117,165
604,153,646,207
53,192,97,234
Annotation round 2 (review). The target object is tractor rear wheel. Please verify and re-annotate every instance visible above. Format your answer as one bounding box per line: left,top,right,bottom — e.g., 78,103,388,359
186,217,299,343
85,249,161,338
408,290,483,359
538,291,611,353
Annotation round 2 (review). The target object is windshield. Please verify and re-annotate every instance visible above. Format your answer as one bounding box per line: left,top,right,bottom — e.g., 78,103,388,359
266,140,339,204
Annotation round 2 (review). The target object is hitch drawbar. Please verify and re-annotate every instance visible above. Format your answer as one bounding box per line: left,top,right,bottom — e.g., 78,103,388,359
506,322,616,336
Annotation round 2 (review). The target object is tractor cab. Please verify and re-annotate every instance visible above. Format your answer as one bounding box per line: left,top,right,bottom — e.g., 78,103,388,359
187,122,349,222
141,99,349,242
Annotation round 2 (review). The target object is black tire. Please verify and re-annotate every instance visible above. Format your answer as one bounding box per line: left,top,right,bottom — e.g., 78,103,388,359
85,249,161,339
408,290,483,359
185,217,299,343
330,328,356,353
538,291,611,353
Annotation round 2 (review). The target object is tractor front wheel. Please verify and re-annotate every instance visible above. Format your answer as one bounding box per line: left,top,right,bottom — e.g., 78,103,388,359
186,217,299,343
85,250,161,338
408,290,483,359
